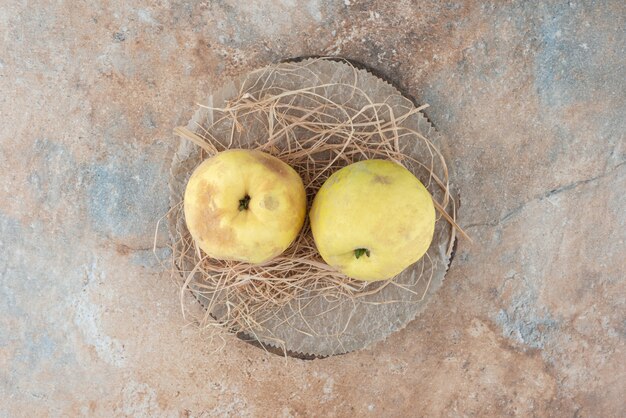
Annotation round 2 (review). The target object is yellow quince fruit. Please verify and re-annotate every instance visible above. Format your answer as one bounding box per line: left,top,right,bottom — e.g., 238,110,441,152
310,160,435,281
184,149,306,264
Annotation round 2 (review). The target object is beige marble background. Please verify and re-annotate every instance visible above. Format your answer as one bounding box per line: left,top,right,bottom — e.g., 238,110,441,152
1,1,624,416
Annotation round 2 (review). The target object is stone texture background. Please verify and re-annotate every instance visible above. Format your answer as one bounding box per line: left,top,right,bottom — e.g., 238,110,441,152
1,0,624,416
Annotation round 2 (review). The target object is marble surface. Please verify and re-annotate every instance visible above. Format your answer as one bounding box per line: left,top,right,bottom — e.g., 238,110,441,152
1,1,624,416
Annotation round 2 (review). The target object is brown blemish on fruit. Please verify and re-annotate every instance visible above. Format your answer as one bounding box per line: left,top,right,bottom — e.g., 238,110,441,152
253,151,289,177
262,195,279,210
194,206,236,250
372,174,392,184
192,182,236,251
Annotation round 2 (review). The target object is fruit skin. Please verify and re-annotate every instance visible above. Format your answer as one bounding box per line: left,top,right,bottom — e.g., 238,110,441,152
184,149,306,264
309,160,436,281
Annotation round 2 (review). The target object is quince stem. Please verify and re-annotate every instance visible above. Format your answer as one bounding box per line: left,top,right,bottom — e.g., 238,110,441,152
354,248,371,259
